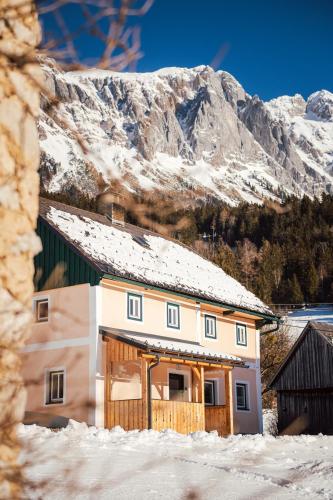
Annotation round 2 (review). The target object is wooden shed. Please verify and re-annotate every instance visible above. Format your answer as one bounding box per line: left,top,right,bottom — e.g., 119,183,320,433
270,321,333,435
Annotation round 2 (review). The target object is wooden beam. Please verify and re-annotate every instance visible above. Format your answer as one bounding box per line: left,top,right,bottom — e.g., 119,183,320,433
192,366,201,381
140,353,236,369
141,358,148,429
104,341,112,428
225,369,234,435
223,310,235,316
200,366,205,404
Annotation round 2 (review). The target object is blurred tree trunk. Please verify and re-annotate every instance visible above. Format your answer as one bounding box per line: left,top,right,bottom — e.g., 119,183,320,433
0,0,41,496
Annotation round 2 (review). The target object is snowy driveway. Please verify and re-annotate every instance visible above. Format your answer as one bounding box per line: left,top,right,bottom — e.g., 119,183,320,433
19,421,333,499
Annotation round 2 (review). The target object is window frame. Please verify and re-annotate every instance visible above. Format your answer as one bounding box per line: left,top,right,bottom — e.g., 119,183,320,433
236,322,248,347
166,302,180,330
235,381,250,412
204,314,217,339
127,292,143,322
34,297,49,323
204,380,216,406
45,368,65,405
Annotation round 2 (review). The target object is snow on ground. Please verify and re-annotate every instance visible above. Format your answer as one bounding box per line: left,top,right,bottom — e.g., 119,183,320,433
284,306,333,342
263,409,278,436
19,418,333,500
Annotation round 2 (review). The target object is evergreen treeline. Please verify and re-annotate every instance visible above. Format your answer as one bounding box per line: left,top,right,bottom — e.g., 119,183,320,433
42,190,333,306
172,195,333,306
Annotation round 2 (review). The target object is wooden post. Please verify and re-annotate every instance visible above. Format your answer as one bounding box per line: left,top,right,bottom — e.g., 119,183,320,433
141,357,148,430
104,340,111,428
191,367,201,403
200,366,205,404
201,366,206,431
225,369,234,435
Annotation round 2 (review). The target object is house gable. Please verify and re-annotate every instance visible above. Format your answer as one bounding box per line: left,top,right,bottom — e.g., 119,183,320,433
34,217,101,291
271,322,333,391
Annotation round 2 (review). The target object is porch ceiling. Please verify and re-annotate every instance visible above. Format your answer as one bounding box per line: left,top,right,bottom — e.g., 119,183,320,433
100,326,245,367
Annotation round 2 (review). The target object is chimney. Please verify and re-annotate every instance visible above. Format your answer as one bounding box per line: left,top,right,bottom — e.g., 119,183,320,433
97,191,125,226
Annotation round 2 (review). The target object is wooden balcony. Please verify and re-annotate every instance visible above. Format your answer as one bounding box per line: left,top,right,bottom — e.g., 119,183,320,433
103,336,235,436
105,400,229,436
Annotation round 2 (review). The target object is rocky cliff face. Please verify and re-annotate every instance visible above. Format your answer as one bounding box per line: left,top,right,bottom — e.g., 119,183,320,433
39,63,333,205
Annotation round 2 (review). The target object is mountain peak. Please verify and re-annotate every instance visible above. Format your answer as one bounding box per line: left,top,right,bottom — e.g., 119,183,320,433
306,90,333,122
39,63,333,204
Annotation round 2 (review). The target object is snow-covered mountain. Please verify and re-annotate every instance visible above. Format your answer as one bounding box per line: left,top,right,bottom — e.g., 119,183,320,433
39,62,333,205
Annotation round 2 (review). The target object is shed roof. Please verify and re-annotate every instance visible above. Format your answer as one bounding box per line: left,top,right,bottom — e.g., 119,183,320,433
39,198,276,319
269,321,333,388
100,326,245,366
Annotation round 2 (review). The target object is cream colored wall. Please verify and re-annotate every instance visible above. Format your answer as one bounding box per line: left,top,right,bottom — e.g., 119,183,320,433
200,306,257,363
101,281,197,343
100,280,259,362
22,345,90,423
28,284,91,344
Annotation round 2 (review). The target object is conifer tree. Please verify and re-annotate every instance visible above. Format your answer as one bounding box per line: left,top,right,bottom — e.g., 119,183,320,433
289,274,304,304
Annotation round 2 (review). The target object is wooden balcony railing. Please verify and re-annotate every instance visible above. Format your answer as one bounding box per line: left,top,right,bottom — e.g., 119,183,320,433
105,399,147,431
152,400,205,434
205,405,230,436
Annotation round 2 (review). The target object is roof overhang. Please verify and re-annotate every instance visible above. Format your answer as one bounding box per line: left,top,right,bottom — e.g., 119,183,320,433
100,326,246,368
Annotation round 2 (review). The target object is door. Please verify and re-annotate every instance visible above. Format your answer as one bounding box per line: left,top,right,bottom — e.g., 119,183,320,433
169,373,186,401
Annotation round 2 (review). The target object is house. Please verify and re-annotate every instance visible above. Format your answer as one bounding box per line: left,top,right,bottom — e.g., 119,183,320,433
269,321,333,435
22,197,278,435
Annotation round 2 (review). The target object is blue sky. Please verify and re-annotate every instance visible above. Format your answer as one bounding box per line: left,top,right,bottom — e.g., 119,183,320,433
41,0,333,101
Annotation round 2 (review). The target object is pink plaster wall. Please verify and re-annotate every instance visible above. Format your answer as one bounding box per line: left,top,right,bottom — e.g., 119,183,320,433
22,345,90,423
232,367,259,434
28,284,91,344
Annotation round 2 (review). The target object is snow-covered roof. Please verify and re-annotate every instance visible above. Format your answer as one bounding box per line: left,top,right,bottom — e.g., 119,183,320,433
39,198,275,317
100,327,243,365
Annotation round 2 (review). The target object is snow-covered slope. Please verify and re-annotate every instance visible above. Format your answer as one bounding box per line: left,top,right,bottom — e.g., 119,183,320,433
39,62,333,204
265,91,333,188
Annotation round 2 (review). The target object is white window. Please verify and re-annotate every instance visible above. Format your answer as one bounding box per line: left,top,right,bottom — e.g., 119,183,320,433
167,303,180,329
236,382,249,411
236,323,247,346
204,380,216,406
46,370,64,404
127,293,142,321
34,298,49,323
205,315,216,339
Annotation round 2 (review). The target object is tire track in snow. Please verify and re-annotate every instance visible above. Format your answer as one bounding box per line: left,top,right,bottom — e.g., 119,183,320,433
171,455,330,498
